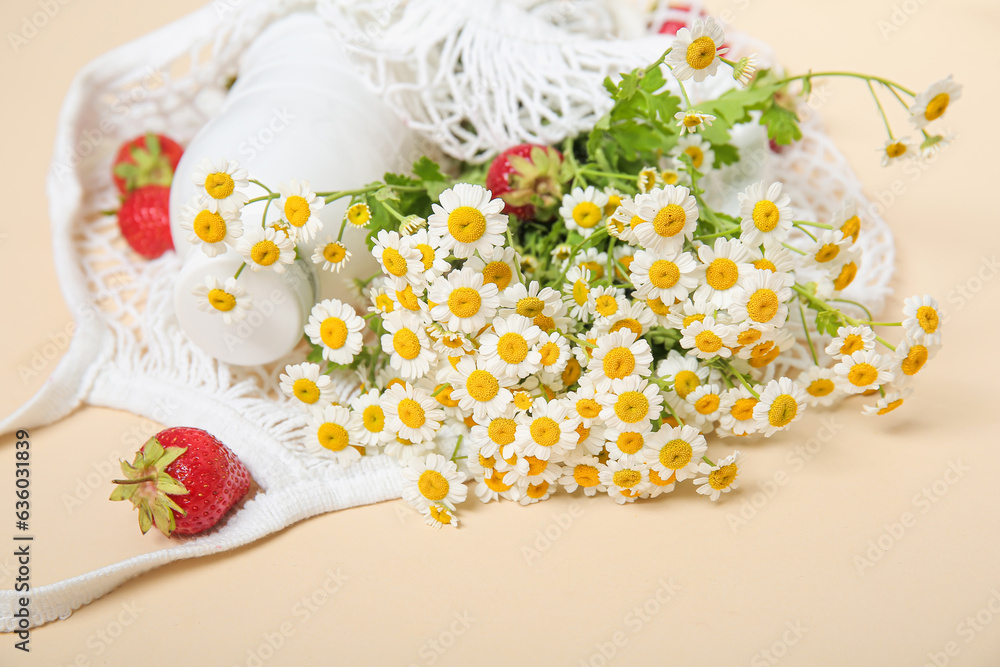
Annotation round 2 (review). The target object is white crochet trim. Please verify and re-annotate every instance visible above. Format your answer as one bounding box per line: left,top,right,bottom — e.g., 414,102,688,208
0,0,893,630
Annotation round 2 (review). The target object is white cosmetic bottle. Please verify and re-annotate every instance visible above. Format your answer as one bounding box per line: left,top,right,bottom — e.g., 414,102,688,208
169,11,416,366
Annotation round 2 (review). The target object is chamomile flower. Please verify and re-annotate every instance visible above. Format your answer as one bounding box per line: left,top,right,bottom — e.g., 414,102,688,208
473,455,520,503
382,382,444,444
192,276,252,325
830,199,862,244
632,185,700,253
664,295,717,331
406,229,451,283
401,453,467,512
350,389,392,449
559,456,607,497
305,298,365,364
465,246,521,292
589,285,628,323
891,337,936,386
824,325,876,359
469,406,522,459
670,135,715,173
637,166,661,194
277,179,324,243
562,266,595,322
693,451,743,501
428,328,474,357
478,314,543,379
881,137,915,166
685,383,726,422
604,425,653,461
279,363,335,409
717,385,760,436
380,310,435,380
500,280,562,321
732,53,758,86
344,202,372,227
608,196,642,245
753,377,807,436
422,505,458,529
643,425,706,481
451,356,514,422
428,183,508,258
598,299,657,338
748,244,796,286
311,237,351,273
729,270,792,328
831,257,861,292
237,226,295,274
564,379,603,427
861,388,912,417
568,247,611,281
908,75,962,130
517,478,557,505
514,398,579,461
368,284,396,316
588,330,653,389
738,181,793,247
833,349,894,394
695,238,754,308
179,198,243,257
801,230,852,270
501,451,563,489
797,366,841,407
657,349,710,401
429,267,500,334
533,332,572,376
191,158,249,212
674,109,717,134
902,295,943,346
598,376,663,432
305,405,364,467
559,186,610,237
664,16,727,82
571,419,606,456
629,248,699,303
599,458,650,504
680,316,737,360
390,283,430,322
372,229,424,287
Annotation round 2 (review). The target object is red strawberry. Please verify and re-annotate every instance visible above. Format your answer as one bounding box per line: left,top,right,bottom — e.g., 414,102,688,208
485,144,565,221
110,427,252,537
118,184,174,259
112,133,184,193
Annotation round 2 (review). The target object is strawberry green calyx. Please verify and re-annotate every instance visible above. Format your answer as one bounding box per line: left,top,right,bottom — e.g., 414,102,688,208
114,133,175,191
502,146,566,217
110,437,189,536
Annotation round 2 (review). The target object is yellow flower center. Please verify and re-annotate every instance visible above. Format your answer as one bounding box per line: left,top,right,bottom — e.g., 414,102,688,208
653,205,687,238
752,200,780,232
916,306,939,334
204,172,235,199
685,35,717,70
514,296,544,318
709,463,738,490
448,287,482,318
885,142,908,159
207,288,236,312
683,146,705,169
647,297,670,315
616,431,645,455
815,244,840,264
562,358,582,386
834,262,858,291
753,258,777,273
418,470,449,501
683,114,703,128
392,329,421,360
193,210,227,244
705,257,739,290
695,393,720,415
573,464,600,488
924,93,949,121
538,342,561,367
682,314,705,328
673,370,700,399
529,417,561,448
317,422,349,451
395,285,420,311
513,391,533,410
447,206,487,244
397,398,426,428
737,328,762,346
435,385,460,408
373,293,394,313
768,394,798,427
731,397,757,420
878,399,905,415
695,330,724,354
488,418,518,445
320,317,348,349
901,345,928,376
807,379,835,397
580,261,604,280
428,505,453,525
602,347,636,380
840,334,865,356
576,398,601,420
573,280,590,306
346,203,371,226
483,262,513,291
848,363,879,387
612,469,642,489
661,171,679,185
659,439,693,469
466,370,499,402
484,474,512,492
630,215,646,231
841,216,861,243
638,171,657,192
604,195,622,217
613,391,649,424
747,288,779,323
595,295,619,317
573,202,603,229
252,240,282,267
323,243,347,264
362,405,385,433
527,481,550,499
415,244,436,271
575,424,591,446
292,378,320,404
284,195,311,228
649,469,675,487
649,260,681,289
382,247,409,277
534,314,556,332
497,333,529,364
609,318,643,337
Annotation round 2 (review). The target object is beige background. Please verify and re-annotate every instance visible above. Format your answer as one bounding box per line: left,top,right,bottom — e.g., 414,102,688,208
2,0,999,664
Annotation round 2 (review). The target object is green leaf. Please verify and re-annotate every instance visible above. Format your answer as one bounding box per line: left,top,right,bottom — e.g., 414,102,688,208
154,446,187,472
138,504,153,535
412,156,445,183
815,310,844,337
373,186,397,202
156,473,188,496
151,500,175,537
760,102,802,145
306,342,325,365
712,143,740,169
109,484,136,502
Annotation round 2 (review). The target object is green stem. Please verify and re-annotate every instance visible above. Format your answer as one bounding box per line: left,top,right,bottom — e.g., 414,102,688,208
828,298,874,322
563,333,596,349
793,223,818,242
782,243,807,255
233,262,246,280
867,80,895,140
555,228,608,286
336,218,349,243
701,455,715,466
379,199,406,223
450,435,464,462
775,71,916,97
792,219,833,230
578,168,636,182
693,226,741,241
507,228,525,284
875,335,896,352
799,303,819,366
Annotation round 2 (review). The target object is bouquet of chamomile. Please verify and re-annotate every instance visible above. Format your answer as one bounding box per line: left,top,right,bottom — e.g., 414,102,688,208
181,17,955,527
